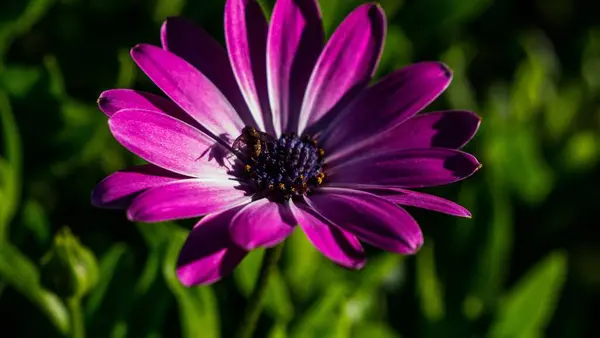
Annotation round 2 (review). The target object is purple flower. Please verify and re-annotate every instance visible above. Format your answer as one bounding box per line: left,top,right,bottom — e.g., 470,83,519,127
92,0,481,286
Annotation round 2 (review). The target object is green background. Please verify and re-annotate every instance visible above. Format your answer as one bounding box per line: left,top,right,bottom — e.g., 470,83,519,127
0,0,597,337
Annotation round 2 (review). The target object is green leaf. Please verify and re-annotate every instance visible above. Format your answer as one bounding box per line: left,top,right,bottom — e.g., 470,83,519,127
291,285,349,338
0,243,69,333
0,90,22,234
0,65,42,97
163,227,220,338
235,248,294,321
21,199,51,245
284,228,320,299
85,243,129,319
416,242,445,322
0,0,55,57
488,251,568,338
352,323,400,338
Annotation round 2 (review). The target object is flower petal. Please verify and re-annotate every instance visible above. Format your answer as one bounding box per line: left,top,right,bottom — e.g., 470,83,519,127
328,148,481,188
328,110,481,165
97,89,200,126
297,4,386,134
322,62,453,156
91,165,185,209
160,17,255,127
177,206,248,286
348,185,471,218
108,109,232,178
289,200,365,269
267,0,323,135
127,179,251,222
305,188,422,254
131,43,244,139
225,0,273,133
229,198,296,251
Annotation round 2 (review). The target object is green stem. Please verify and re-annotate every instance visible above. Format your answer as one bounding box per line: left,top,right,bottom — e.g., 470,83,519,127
236,244,285,338
67,297,85,338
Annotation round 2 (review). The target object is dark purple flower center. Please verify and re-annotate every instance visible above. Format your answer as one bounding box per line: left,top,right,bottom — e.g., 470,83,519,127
234,127,326,201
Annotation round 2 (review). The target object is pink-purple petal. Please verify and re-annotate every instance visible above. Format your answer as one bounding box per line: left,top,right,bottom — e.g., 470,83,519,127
177,206,248,286
328,148,481,188
131,44,244,138
91,165,185,209
328,110,481,165
108,109,231,178
225,0,273,134
297,3,386,134
289,201,365,269
160,17,255,127
322,62,453,155
229,198,296,251
305,188,423,254
127,179,251,222
349,185,471,218
267,0,323,135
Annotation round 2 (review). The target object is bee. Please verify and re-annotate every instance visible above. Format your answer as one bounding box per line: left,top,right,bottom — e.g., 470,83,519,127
232,126,275,159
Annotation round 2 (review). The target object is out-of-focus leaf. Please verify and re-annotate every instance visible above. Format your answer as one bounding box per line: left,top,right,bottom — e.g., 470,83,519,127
376,26,413,79
163,226,220,338
0,65,42,97
581,28,600,93
441,44,478,111
416,242,444,322
85,243,129,319
154,0,186,23
0,0,55,57
268,321,288,338
291,285,349,338
0,90,21,235
115,48,137,88
544,83,581,138
43,55,67,100
488,251,567,338
21,199,51,245
353,323,400,338
562,131,598,171
0,243,69,333
284,228,319,299
235,248,294,322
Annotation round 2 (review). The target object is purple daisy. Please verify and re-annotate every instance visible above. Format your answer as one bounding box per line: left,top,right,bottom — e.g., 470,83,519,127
92,0,481,286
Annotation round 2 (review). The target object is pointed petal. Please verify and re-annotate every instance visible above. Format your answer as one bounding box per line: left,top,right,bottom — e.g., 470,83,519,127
346,185,471,218
127,179,251,222
177,206,248,286
322,62,453,157
229,199,296,250
305,188,422,254
108,109,232,178
267,0,323,135
160,17,255,127
225,0,273,133
91,165,185,209
328,148,481,188
289,201,365,268
131,44,244,139
297,4,386,133
329,110,481,165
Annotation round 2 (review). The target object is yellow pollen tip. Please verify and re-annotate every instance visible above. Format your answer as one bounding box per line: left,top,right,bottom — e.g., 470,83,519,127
316,177,323,184
318,149,325,157
290,187,296,193
268,184,275,190
244,164,252,172
278,183,286,190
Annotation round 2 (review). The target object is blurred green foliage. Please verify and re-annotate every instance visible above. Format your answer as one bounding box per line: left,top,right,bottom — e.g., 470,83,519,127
1,0,598,337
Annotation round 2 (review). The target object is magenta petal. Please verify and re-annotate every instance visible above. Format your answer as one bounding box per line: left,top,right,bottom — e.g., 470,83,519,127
328,110,481,165
328,148,481,188
225,0,273,133
352,185,471,218
322,62,453,156
108,109,231,178
177,206,248,286
305,188,422,254
160,17,255,127
131,44,244,138
91,165,185,209
289,201,365,269
297,4,385,134
127,179,251,222
267,0,323,135
229,199,296,251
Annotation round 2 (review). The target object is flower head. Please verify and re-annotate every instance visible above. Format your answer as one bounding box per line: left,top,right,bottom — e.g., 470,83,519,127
93,0,481,286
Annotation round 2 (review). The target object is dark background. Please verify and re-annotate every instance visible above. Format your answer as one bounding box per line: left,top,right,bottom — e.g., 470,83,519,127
1,0,598,337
